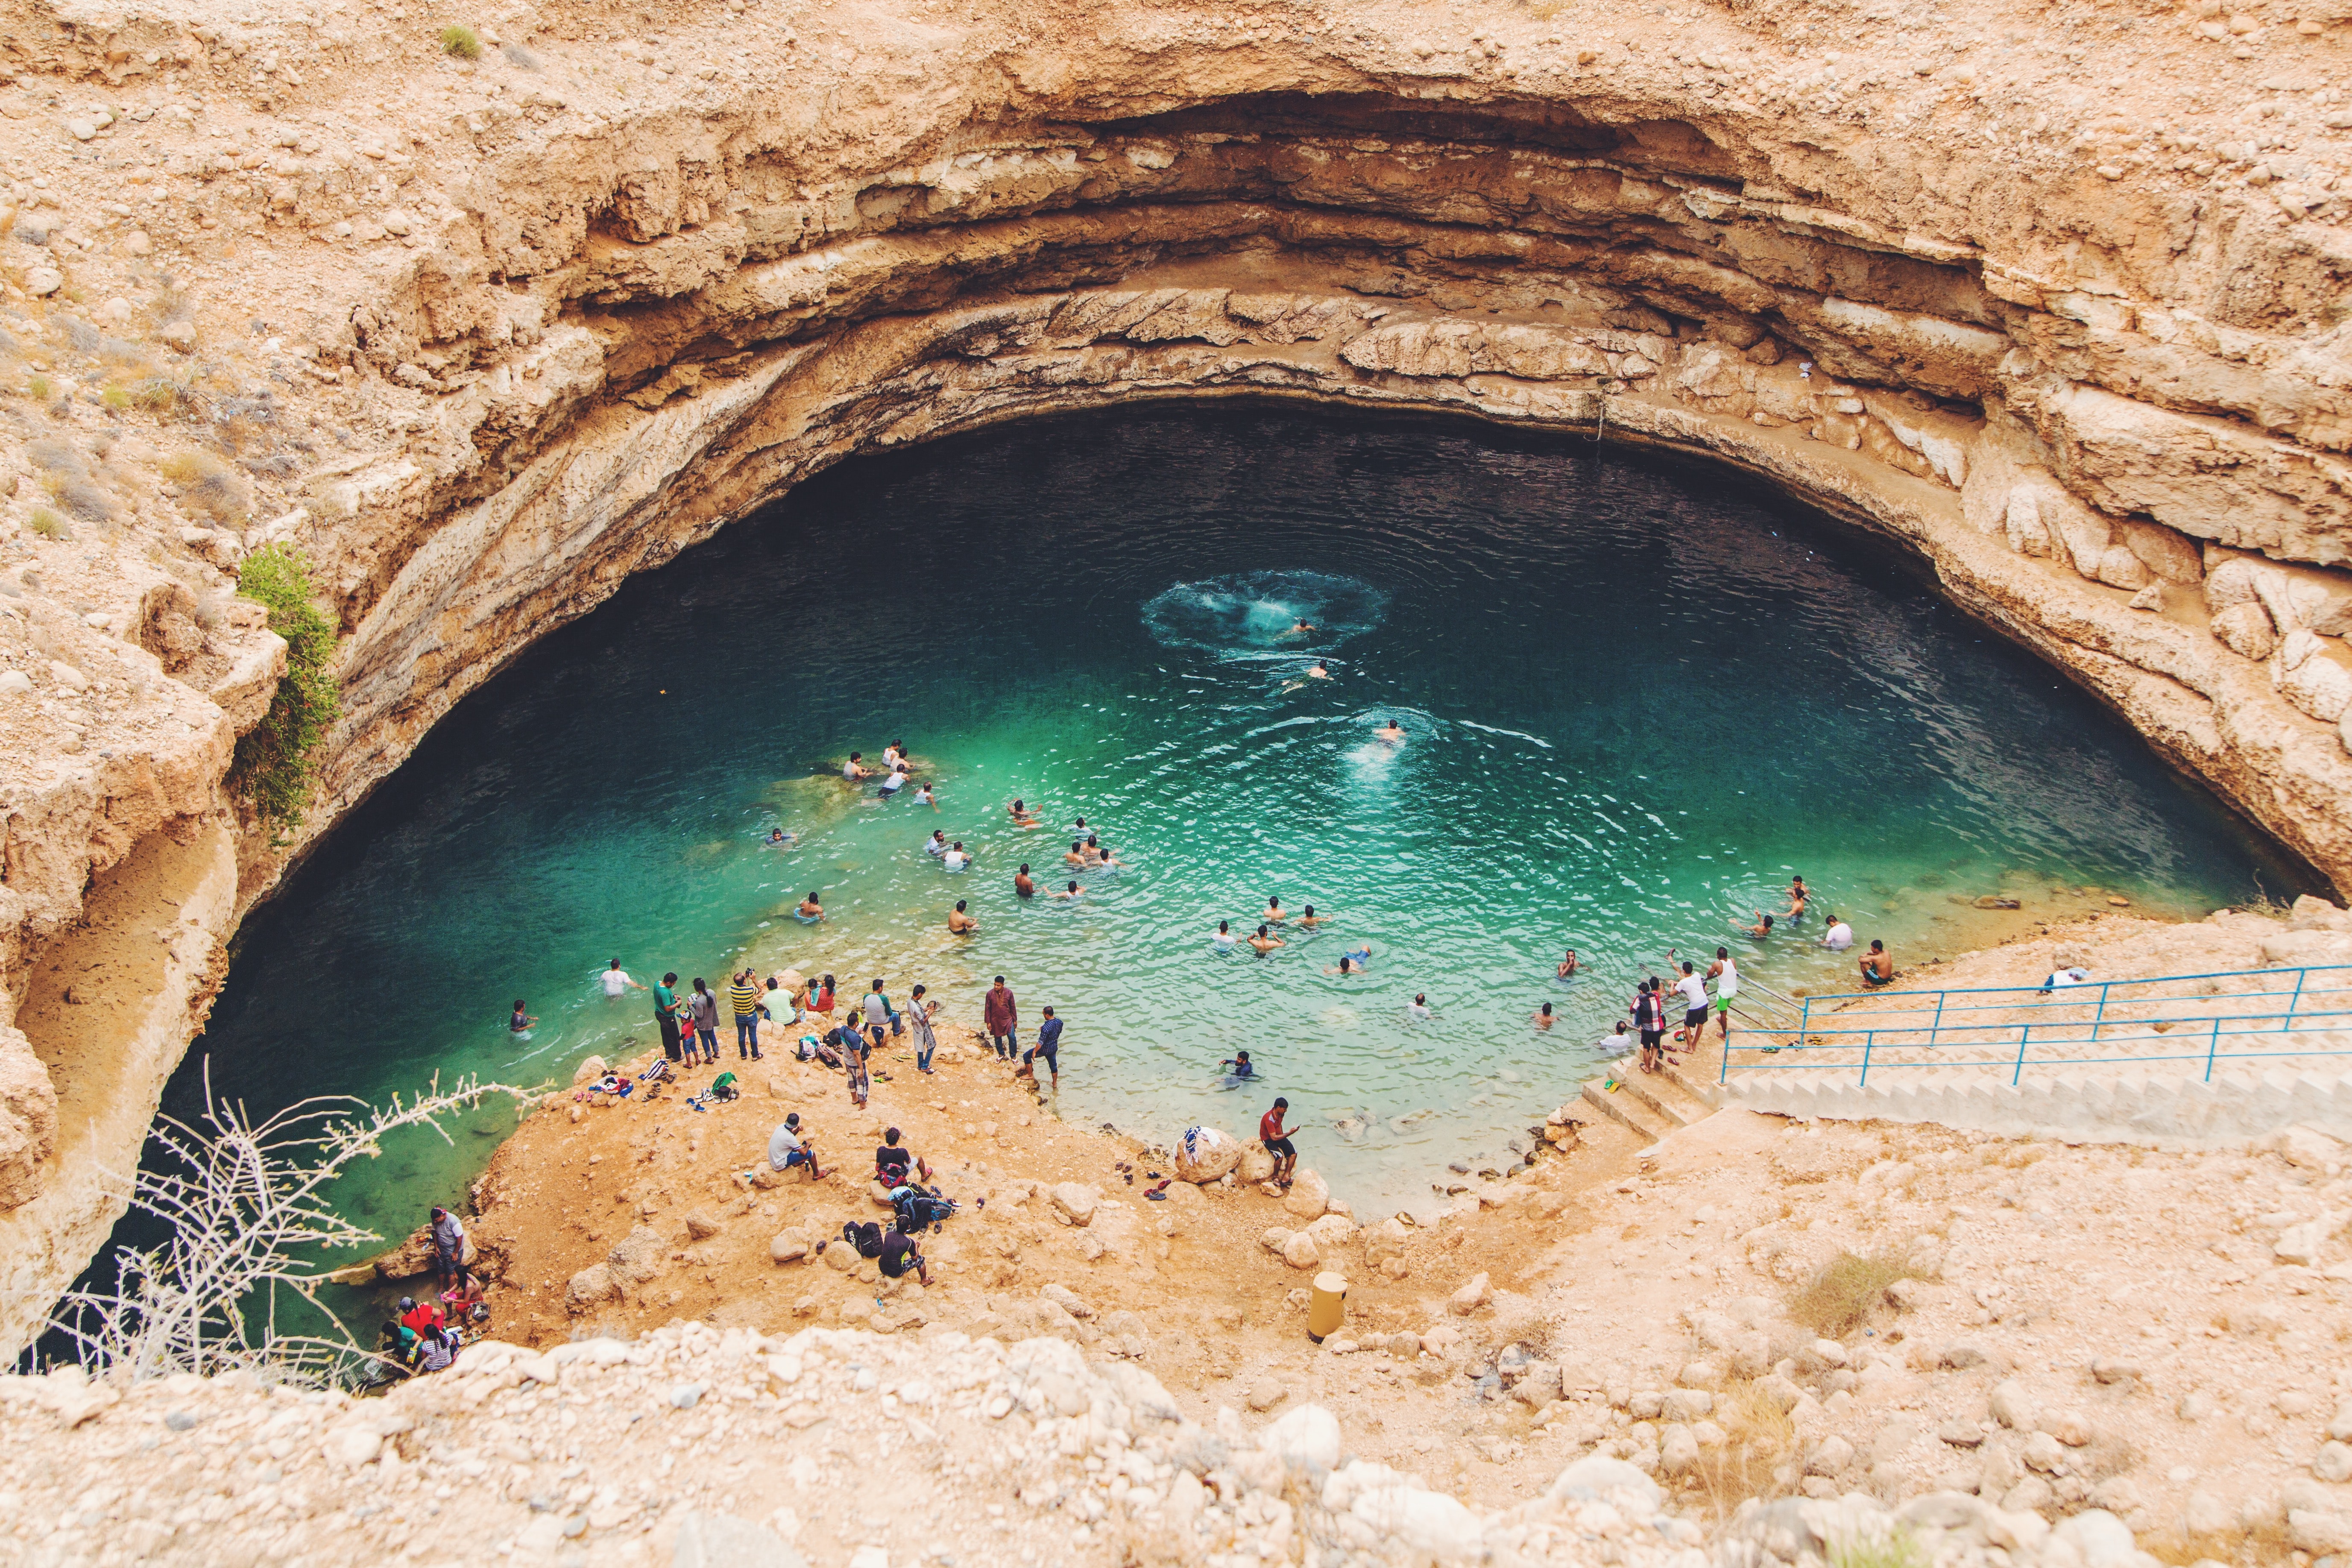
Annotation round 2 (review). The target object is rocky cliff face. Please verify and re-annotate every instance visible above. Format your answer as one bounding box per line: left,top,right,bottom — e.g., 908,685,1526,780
4,0,2352,1342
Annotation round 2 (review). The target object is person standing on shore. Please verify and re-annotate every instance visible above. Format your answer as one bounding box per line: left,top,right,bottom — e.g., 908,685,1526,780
731,969,764,1060
984,975,1018,1060
1708,946,1739,1044
687,979,720,1065
654,972,686,1064
1022,1005,1063,1091
600,958,646,1000
907,983,941,1073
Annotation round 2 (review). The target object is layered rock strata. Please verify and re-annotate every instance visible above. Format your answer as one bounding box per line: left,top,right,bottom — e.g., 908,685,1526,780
8,0,2352,1339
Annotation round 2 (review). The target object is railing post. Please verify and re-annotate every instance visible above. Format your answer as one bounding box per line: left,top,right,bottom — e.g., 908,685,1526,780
1930,987,1947,1050
2206,1015,2220,1083
1860,1031,1874,1088
2012,1022,2030,1087
2091,980,2110,1043
2286,966,2310,1033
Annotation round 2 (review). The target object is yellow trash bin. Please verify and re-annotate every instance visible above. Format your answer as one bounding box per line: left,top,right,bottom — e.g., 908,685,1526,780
1308,1270,1348,1342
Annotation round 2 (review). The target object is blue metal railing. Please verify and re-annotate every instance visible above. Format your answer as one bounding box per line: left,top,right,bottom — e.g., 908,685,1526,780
1716,964,2352,1088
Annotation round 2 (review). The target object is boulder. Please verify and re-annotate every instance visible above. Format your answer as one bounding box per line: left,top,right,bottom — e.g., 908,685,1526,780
2120,519,2205,584
367,1225,438,1282
2094,543,2150,591
1174,1126,1242,1183
1448,1272,1493,1315
1236,1143,1277,1184
1989,1379,2038,1430
1041,1282,1095,1319
1282,1231,1321,1270
1303,1212,1359,1251
2212,600,2278,661
684,1212,722,1241
607,1225,667,1284
2276,629,2352,722
571,1055,609,1087
1262,1403,1343,1473
769,1228,809,1264
1260,1226,1294,1255
1049,1182,1100,1226
1283,1167,1330,1221
565,1263,620,1313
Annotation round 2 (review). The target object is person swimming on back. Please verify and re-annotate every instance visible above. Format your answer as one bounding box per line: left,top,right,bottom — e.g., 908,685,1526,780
1374,717,1406,743
1015,864,1036,897
1009,798,1042,828
797,891,825,921
1248,923,1283,953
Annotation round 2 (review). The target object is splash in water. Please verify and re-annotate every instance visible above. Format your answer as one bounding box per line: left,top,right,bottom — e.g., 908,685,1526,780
1141,570,1390,657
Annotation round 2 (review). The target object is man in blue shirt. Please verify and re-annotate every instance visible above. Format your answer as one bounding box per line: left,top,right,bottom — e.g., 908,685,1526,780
1023,1006,1064,1090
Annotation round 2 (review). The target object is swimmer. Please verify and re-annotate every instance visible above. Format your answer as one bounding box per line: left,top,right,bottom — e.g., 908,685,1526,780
1009,798,1042,828
765,827,793,847
797,891,825,921
1557,949,1579,979
917,781,937,810
1309,660,1330,679
1783,875,1809,921
1534,1001,1555,1030
1072,816,1090,838
1299,903,1326,928
1263,895,1286,924
1082,834,1105,865
1597,1020,1636,1058
943,841,971,872
879,765,908,797
1052,880,1083,901
509,999,537,1034
1220,1049,1256,1080
1326,955,1362,976
1374,717,1406,743
1093,842,1123,869
883,740,906,770
842,751,871,782
1064,840,1087,867
1248,923,1284,953
948,899,978,934
1213,920,1237,948
1733,909,1775,939
1015,864,1037,898
924,829,948,858
1820,916,1854,951
1342,943,1372,968
1406,993,1432,1021
1283,618,1316,639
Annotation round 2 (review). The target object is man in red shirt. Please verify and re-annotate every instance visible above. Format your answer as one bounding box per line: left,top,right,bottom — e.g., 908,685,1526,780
1259,1097,1299,1189
984,975,1018,1061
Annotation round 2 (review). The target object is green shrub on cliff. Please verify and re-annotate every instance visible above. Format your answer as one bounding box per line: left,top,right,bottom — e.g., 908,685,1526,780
230,545,340,832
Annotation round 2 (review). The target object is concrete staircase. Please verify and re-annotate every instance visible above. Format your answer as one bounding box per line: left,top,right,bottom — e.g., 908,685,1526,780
1722,1061,2352,1143
1580,1055,1722,1143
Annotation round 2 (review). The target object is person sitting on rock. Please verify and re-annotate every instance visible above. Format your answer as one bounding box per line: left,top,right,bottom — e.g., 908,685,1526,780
874,1126,932,1187
766,1112,830,1181
1260,1097,1299,1189
879,1226,930,1286
1859,940,1895,986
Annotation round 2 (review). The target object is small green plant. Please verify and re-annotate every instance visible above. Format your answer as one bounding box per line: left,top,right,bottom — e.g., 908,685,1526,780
229,545,341,831
100,384,130,411
28,506,67,539
1828,1527,1926,1568
1787,1246,1916,1339
440,23,483,58
26,374,50,401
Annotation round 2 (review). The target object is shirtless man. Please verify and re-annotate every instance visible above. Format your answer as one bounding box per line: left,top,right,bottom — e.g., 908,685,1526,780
1309,660,1330,679
1248,923,1284,953
947,899,978,934
797,891,825,921
1283,618,1316,639
1263,895,1286,924
1064,840,1088,867
1732,910,1774,939
1298,904,1327,928
1783,876,1810,922
1374,717,1406,743
1014,864,1037,898
1557,949,1580,979
1009,798,1042,828
1533,1001,1555,1029
1860,940,1895,985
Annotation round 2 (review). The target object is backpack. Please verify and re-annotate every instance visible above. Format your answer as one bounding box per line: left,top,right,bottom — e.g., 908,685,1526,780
709,1073,740,1102
841,1221,885,1259
891,1185,956,1234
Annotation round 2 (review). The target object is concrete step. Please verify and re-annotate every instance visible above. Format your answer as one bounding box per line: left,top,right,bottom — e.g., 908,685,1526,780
1617,1071,1697,1129
1661,1058,1727,1109
1581,1078,1664,1143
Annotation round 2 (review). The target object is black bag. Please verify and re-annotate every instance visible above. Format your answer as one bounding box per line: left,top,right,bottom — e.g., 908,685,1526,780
841,1221,885,1259
892,1186,956,1234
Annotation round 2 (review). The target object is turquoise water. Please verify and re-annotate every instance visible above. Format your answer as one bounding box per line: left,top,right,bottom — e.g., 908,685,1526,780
136,405,2303,1251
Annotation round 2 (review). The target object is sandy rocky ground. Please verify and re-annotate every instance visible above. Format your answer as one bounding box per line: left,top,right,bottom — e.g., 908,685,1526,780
6,919,2352,1566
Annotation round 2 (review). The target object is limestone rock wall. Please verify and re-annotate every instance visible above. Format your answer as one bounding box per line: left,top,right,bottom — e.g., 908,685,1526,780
8,0,2352,1342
